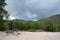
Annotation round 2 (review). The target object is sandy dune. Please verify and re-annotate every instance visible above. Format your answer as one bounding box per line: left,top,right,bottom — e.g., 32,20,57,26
0,32,60,40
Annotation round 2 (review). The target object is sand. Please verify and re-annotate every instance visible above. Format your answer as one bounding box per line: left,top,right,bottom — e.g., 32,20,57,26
0,32,60,40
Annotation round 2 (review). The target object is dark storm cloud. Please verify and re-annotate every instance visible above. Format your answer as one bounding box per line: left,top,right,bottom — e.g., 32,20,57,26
5,0,60,21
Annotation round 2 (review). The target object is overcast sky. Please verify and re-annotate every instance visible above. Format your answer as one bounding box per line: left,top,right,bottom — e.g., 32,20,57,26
5,0,60,21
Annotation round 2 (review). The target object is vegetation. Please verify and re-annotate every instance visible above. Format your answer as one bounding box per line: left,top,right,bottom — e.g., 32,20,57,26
1,19,59,32
0,0,9,31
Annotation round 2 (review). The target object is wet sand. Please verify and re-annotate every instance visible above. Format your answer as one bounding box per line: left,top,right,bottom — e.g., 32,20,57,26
0,32,60,40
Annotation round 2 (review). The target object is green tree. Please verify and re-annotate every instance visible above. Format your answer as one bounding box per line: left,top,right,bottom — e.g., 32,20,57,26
0,0,9,31
44,19,59,32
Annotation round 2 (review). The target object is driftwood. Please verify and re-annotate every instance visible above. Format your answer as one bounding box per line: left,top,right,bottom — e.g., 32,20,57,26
5,30,21,36
17,32,21,36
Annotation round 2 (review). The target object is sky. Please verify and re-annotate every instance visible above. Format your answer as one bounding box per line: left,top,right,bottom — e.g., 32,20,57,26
5,0,60,21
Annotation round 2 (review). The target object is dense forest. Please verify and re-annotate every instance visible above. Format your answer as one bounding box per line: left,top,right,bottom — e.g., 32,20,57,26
0,19,60,32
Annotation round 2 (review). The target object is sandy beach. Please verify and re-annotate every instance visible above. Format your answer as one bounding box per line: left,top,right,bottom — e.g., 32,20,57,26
0,32,60,40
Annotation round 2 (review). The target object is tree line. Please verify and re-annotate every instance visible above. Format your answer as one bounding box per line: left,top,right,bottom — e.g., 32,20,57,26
0,19,60,32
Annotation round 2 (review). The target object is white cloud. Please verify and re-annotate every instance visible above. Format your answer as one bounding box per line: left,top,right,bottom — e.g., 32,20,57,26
9,15,15,20
33,20,37,21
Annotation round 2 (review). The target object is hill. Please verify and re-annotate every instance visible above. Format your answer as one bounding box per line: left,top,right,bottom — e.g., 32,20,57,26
40,14,60,23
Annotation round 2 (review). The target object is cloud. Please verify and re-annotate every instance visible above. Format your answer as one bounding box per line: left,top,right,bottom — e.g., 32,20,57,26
5,0,60,21
9,15,15,20
25,0,59,9
26,11,37,19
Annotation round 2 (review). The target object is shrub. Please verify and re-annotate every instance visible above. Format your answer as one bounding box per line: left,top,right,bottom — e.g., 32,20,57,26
28,29,35,32
35,30,44,32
